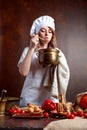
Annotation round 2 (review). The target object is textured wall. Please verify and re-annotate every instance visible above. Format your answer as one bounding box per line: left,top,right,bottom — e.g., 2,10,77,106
0,0,87,102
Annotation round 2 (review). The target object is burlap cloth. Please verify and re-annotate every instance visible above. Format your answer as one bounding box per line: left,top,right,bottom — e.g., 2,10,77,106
44,117,87,130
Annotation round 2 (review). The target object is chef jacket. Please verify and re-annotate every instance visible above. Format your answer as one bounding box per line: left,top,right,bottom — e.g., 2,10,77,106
17,47,70,107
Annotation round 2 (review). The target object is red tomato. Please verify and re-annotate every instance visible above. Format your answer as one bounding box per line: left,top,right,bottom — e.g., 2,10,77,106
17,109,22,113
84,113,87,118
45,99,52,104
49,103,56,111
65,112,71,118
80,94,87,109
77,111,84,117
68,113,75,119
21,110,25,114
13,109,18,114
9,109,14,114
41,99,56,112
9,108,19,114
44,112,49,118
72,111,77,116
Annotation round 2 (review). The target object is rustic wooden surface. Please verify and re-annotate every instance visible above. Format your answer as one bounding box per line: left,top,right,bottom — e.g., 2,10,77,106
0,115,58,130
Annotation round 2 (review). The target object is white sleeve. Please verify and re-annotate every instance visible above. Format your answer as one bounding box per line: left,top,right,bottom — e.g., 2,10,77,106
58,50,70,98
17,47,29,67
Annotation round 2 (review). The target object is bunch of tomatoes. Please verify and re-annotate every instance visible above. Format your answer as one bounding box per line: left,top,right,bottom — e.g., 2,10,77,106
41,99,56,118
8,107,26,115
66,110,87,119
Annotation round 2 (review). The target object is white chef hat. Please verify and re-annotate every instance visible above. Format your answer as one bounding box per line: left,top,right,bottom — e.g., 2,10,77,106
30,15,55,36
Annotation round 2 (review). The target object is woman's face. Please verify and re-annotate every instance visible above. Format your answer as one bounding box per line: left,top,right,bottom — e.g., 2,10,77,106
39,27,53,45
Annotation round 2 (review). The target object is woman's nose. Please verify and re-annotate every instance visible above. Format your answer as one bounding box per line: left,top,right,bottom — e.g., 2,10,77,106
45,30,49,35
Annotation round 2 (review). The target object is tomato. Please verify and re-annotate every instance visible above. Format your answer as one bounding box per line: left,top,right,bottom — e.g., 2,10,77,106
8,107,22,115
68,113,75,119
45,99,52,104
80,94,87,109
21,110,25,114
9,109,14,114
9,108,19,114
77,111,84,117
41,99,56,112
44,112,49,118
49,103,56,111
65,112,71,118
72,111,77,116
65,112,75,119
84,113,87,118
13,109,18,114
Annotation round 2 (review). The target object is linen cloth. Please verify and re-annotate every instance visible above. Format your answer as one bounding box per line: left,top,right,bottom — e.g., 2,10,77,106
42,48,70,100
42,65,60,98
44,117,87,130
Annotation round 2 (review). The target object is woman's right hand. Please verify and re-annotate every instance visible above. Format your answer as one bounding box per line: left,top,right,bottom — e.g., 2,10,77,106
30,34,39,50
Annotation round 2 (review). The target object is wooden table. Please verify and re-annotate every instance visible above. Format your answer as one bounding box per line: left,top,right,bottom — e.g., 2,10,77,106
0,115,58,130
1,115,87,130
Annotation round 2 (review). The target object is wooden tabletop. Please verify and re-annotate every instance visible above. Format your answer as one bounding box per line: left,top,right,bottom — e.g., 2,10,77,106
0,115,58,130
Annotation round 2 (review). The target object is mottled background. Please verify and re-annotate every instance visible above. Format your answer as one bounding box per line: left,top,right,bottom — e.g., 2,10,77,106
0,0,87,102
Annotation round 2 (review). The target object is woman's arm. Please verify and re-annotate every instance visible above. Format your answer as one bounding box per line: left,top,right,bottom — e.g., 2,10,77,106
18,48,34,76
18,35,39,76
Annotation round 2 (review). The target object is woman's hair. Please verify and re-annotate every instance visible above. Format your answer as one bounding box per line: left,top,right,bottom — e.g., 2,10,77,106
48,30,57,48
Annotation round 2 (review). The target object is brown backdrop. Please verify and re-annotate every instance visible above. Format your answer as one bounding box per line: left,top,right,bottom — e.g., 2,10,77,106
0,0,87,102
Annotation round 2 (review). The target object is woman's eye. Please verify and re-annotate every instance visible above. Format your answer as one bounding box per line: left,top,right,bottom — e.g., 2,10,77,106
40,28,52,33
48,30,52,33
40,29,45,32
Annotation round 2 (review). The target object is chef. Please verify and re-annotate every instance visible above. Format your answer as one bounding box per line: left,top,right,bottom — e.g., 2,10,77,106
17,15,70,108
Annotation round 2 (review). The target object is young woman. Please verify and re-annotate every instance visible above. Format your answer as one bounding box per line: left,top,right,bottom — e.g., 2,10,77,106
17,15,70,108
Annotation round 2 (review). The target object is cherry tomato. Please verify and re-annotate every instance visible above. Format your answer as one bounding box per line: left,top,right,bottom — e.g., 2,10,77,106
9,109,14,114
21,110,25,114
13,109,18,114
84,113,87,118
68,113,75,119
44,112,49,118
17,109,22,113
77,111,84,117
65,112,71,118
9,108,19,114
72,111,77,116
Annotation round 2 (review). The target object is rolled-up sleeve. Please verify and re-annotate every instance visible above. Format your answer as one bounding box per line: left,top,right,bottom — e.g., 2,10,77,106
17,47,29,67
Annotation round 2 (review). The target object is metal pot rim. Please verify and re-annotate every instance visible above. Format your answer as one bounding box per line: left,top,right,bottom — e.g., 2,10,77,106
38,48,59,53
